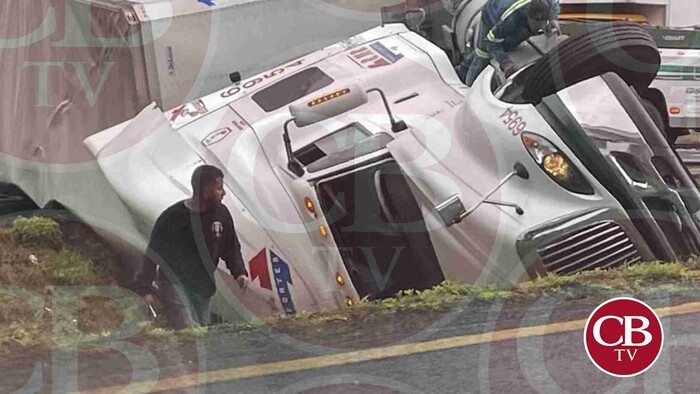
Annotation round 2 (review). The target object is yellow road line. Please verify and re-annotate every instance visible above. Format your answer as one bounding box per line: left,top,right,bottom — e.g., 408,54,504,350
81,301,700,394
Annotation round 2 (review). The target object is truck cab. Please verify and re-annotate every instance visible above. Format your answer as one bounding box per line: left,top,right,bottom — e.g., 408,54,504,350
85,20,700,318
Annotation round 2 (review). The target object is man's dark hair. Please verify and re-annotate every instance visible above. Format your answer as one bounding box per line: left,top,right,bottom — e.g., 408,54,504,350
528,0,551,20
191,165,224,196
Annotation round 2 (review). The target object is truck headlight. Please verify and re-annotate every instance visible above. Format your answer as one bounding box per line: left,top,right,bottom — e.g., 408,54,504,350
521,132,594,195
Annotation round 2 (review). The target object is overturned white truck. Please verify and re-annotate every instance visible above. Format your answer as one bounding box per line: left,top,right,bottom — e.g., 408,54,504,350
83,20,700,319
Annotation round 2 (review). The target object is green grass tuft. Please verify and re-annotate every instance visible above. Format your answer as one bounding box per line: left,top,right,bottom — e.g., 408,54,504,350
51,248,99,285
472,284,513,301
11,326,32,347
11,216,62,249
621,261,687,282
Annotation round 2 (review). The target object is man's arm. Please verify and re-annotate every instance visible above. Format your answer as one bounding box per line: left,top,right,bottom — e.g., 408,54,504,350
135,215,167,294
223,211,248,279
546,0,561,36
485,21,512,69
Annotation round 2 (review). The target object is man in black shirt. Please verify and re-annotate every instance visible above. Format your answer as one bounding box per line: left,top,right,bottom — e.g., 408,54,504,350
137,165,249,329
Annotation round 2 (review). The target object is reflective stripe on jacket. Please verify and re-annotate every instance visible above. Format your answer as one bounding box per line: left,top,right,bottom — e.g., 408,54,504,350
476,0,560,67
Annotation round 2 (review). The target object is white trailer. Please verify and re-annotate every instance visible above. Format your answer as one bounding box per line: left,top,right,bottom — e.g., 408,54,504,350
0,0,389,201
0,0,394,296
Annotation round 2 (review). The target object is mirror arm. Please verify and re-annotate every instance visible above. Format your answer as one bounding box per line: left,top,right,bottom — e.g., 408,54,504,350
437,163,529,226
367,88,408,133
483,200,524,215
457,171,517,222
283,118,305,177
457,163,529,221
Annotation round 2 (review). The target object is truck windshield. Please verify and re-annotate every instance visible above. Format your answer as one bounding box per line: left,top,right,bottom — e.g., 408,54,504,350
252,67,334,112
295,123,373,166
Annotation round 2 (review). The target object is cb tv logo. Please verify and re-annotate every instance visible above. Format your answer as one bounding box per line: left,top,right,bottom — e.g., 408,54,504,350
584,297,664,377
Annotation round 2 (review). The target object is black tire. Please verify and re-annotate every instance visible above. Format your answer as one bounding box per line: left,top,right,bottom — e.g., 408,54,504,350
517,22,660,103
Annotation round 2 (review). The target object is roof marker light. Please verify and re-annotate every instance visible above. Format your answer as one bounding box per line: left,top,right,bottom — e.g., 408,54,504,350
308,88,351,107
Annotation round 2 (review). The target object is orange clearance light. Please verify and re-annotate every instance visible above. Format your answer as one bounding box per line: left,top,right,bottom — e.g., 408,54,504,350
319,224,328,237
346,297,354,307
670,107,682,115
336,273,345,286
304,197,315,214
308,88,351,107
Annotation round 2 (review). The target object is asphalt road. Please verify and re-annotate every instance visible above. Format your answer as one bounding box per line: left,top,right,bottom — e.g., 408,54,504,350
196,295,700,394
4,292,700,393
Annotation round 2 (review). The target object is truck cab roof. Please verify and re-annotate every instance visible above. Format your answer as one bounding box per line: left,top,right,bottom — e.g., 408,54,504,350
169,23,465,180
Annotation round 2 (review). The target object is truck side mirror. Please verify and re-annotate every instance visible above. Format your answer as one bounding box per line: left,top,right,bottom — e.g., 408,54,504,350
435,194,466,227
289,84,368,128
514,162,530,179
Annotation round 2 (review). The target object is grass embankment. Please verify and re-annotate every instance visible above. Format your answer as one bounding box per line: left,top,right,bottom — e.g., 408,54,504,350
156,259,700,339
0,216,124,350
2,216,700,347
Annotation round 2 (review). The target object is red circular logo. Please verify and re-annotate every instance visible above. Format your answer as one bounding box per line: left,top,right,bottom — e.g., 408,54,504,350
584,297,664,377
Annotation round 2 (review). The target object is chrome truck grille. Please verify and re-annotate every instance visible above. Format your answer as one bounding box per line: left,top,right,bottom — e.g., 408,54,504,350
537,221,641,275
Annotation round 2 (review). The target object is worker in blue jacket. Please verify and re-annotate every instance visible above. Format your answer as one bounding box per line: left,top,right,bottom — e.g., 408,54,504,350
458,0,560,86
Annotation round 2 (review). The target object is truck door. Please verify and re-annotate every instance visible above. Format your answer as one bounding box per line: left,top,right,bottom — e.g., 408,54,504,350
316,159,445,300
